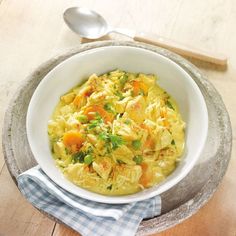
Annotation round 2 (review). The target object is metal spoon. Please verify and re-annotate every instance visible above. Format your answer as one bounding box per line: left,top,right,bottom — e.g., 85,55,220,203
64,7,227,65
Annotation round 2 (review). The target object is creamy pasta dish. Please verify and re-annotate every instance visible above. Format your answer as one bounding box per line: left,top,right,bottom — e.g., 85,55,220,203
48,70,185,195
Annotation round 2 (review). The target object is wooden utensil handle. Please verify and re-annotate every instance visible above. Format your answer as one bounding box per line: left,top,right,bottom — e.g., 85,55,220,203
134,32,227,65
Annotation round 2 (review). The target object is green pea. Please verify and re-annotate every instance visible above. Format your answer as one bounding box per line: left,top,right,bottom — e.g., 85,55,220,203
132,140,141,150
133,155,143,165
78,114,88,123
84,154,93,165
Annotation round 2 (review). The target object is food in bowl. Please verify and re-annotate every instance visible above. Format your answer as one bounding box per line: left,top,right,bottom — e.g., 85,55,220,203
27,45,208,203
48,70,185,195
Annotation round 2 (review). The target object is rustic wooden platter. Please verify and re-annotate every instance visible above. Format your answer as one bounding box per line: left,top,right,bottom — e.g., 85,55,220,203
2,41,232,235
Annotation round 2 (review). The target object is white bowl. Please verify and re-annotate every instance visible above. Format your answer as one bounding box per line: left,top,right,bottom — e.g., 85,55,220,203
26,45,208,204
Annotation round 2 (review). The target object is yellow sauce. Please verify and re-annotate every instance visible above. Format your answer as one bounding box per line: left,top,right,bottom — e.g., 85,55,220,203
48,70,185,195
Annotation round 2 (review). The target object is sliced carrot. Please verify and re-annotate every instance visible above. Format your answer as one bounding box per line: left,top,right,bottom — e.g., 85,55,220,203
131,80,149,96
83,105,113,123
63,131,84,151
140,123,150,132
141,162,148,171
139,163,153,188
144,136,155,149
140,124,155,149
70,144,78,153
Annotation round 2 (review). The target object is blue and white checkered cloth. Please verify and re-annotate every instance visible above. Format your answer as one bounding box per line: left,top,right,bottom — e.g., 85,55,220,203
17,166,161,236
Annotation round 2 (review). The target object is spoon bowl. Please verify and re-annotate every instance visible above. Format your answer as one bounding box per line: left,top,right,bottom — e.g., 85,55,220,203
64,7,109,39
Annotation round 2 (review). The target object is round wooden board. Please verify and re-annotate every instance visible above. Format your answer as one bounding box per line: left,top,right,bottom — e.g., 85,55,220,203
2,41,232,235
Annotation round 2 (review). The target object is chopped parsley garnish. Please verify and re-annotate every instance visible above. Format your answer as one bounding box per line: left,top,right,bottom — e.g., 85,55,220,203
95,112,102,119
88,117,103,129
171,139,175,145
115,91,125,100
110,134,124,150
166,100,174,110
104,103,116,114
132,139,141,150
133,155,143,165
98,132,109,142
98,132,124,150
120,74,128,86
72,151,86,163
72,147,94,164
104,103,112,111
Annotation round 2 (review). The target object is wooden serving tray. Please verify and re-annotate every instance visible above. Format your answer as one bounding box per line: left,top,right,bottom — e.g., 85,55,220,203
2,41,232,235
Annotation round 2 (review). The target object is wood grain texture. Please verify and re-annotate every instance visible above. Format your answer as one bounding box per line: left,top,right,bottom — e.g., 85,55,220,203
0,0,235,236
134,32,227,65
0,165,55,236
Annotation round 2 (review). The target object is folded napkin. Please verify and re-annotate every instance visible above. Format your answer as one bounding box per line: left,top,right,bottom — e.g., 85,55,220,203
17,166,161,236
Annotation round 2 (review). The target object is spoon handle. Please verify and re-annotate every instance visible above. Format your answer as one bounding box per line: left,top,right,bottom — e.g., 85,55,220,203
134,32,227,65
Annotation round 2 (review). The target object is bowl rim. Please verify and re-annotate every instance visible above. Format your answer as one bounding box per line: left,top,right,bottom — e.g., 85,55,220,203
26,45,208,204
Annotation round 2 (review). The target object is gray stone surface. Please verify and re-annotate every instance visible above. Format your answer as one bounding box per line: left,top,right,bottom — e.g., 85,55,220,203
2,41,232,235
